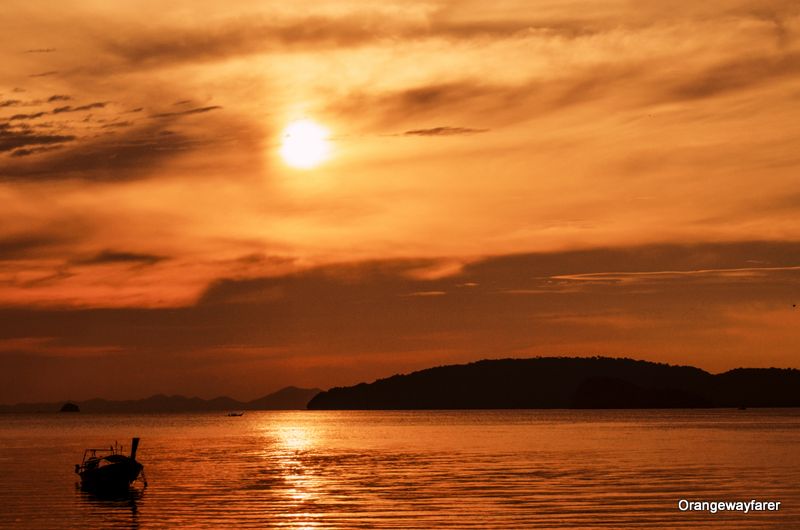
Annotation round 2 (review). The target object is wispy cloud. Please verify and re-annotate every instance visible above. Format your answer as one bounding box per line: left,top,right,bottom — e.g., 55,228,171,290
552,266,800,284
403,126,488,136
28,71,58,78
150,105,222,119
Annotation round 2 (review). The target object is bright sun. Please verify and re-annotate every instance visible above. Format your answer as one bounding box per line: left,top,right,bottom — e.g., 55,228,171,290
280,119,331,169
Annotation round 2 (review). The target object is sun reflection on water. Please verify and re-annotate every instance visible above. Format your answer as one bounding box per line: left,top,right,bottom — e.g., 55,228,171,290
258,420,327,528
278,426,315,451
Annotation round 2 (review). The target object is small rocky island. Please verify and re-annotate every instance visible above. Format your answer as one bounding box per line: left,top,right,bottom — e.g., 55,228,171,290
60,402,80,412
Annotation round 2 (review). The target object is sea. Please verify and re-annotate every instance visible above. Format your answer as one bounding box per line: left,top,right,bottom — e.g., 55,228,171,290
0,409,798,529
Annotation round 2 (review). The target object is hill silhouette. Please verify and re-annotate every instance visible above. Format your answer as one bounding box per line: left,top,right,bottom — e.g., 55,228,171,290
0,386,321,413
307,357,800,409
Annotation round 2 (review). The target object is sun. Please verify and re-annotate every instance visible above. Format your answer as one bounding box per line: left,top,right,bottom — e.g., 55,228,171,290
280,119,331,169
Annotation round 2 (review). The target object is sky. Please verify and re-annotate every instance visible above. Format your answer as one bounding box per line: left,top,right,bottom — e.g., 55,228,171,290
1,0,799,402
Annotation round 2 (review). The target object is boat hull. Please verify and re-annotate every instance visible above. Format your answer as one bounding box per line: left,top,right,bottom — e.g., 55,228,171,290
79,459,143,492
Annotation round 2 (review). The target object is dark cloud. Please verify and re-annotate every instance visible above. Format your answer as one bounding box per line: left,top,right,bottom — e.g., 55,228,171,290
75,250,168,266
9,145,65,157
24,48,56,53
0,120,215,181
0,100,22,108
198,241,800,307
99,121,133,129
0,234,68,261
47,95,72,102
51,102,108,114
403,126,488,136
0,240,799,401
8,112,47,121
150,105,222,119
0,123,75,154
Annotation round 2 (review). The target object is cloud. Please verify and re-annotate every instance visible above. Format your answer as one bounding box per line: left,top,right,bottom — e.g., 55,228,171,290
47,95,71,102
24,48,56,54
661,52,800,102
74,250,168,267
551,266,800,285
28,71,58,78
100,14,499,68
51,102,108,114
99,121,133,129
150,105,222,119
341,46,800,131
9,145,65,157
0,123,75,154
196,241,800,310
97,11,616,71
7,112,47,121
329,65,639,130
2,240,799,401
0,100,22,108
0,123,198,180
403,126,488,136
0,234,69,261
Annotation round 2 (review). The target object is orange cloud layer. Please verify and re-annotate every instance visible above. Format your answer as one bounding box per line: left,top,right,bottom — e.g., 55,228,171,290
1,0,799,400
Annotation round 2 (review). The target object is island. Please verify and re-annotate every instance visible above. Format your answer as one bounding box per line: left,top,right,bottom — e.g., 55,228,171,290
307,357,800,409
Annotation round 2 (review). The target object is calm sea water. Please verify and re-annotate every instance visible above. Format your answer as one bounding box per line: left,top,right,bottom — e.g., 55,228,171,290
0,409,798,528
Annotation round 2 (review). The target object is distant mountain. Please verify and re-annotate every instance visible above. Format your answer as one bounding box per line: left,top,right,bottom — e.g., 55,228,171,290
307,357,800,409
248,386,323,410
0,386,321,413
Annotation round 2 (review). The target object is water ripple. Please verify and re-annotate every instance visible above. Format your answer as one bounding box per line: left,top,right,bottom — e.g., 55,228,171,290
0,409,798,528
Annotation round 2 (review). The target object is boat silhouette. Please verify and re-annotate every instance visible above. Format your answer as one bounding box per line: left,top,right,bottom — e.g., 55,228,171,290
75,437,147,492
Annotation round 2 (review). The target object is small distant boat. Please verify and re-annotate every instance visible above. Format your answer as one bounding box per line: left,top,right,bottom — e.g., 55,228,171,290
75,437,146,492
227,411,244,417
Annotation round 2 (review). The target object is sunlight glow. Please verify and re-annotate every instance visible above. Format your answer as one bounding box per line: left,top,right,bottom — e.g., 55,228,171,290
278,426,314,451
280,119,331,169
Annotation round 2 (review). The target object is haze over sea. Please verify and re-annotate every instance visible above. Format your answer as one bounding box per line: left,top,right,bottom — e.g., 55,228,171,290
1,410,798,529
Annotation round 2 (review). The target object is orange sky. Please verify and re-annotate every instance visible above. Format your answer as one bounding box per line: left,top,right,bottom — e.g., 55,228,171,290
1,0,799,402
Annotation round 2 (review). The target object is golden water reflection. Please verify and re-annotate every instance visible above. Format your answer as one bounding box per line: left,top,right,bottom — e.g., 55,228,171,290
263,420,325,528
2,410,799,528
